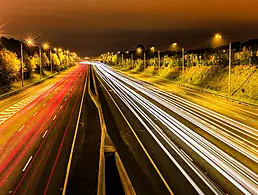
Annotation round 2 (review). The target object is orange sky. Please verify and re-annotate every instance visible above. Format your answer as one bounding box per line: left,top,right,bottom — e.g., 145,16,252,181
1,0,258,55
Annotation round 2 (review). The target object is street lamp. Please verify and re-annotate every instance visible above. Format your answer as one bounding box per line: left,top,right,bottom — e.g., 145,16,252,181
150,47,161,74
42,43,53,74
171,42,185,84
20,37,37,87
137,47,146,70
214,33,232,96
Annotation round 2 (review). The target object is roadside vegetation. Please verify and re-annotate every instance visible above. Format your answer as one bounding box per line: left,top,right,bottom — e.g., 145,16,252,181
102,40,258,104
0,37,78,94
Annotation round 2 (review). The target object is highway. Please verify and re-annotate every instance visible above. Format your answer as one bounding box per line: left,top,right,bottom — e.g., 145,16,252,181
93,62,258,195
0,64,88,195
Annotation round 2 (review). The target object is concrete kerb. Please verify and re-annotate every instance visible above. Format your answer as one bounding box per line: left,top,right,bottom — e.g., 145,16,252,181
88,66,106,195
90,65,136,195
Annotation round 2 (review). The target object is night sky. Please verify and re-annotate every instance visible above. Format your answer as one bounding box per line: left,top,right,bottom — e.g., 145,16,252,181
1,0,258,56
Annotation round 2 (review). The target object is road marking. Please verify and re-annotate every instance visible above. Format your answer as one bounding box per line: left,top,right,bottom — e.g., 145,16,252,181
18,125,25,132
64,98,67,102
42,130,48,138
98,77,174,195
59,105,63,110
43,103,47,107
44,93,49,98
62,69,87,195
53,115,57,121
33,111,38,117
234,114,246,121
22,156,33,172
180,149,193,161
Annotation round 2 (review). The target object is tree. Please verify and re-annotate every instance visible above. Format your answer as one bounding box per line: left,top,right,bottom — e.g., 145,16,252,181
52,53,61,71
0,49,20,90
42,53,50,69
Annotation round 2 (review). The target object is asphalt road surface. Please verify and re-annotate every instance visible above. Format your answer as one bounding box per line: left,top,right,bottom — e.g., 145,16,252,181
0,64,88,195
93,62,258,195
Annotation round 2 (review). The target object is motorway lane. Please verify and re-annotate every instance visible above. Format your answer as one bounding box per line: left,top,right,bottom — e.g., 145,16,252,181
0,64,88,195
93,63,258,195
0,66,78,112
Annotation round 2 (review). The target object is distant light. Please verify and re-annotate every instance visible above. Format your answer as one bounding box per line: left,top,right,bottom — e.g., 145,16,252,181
58,48,62,52
172,42,177,46
215,34,222,39
42,43,49,50
26,38,34,47
150,47,155,52
137,47,142,54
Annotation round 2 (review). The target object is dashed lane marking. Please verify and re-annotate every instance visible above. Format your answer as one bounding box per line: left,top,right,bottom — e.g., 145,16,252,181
22,156,33,172
42,130,48,138
18,125,25,132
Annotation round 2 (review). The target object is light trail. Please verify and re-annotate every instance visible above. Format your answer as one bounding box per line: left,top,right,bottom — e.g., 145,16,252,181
0,65,86,189
94,63,258,195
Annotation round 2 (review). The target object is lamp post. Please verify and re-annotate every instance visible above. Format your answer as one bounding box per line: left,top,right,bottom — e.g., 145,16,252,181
171,42,185,84
20,42,24,87
215,34,232,96
182,48,185,85
43,43,52,74
131,53,133,69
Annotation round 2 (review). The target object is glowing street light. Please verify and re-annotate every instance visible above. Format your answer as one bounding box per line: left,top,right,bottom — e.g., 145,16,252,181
214,33,232,96
42,43,49,50
58,48,62,52
136,47,142,54
215,34,222,39
20,37,36,87
150,46,161,74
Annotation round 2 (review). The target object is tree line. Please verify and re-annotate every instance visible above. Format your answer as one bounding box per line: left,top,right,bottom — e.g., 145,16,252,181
102,39,258,69
0,37,77,92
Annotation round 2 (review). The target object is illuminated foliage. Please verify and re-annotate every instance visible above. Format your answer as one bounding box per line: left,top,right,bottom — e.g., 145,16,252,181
0,49,20,90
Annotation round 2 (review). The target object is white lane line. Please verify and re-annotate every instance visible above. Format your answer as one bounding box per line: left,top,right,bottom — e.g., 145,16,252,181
64,98,67,102
42,130,48,138
43,103,47,107
180,149,193,161
18,125,25,132
33,111,38,117
234,114,247,121
53,115,57,121
59,105,63,110
22,156,33,172
44,93,49,98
